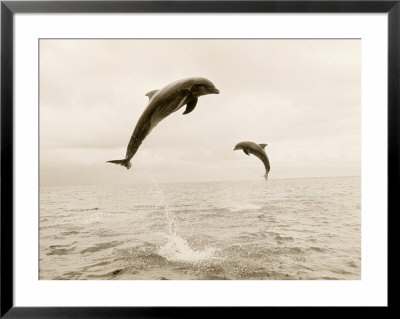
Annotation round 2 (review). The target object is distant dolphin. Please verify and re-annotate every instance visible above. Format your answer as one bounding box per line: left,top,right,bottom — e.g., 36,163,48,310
107,77,219,169
234,141,270,180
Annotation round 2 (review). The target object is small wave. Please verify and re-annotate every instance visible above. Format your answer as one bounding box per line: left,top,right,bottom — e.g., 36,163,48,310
60,230,80,236
158,234,217,263
347,261,358,268
227,203,262,212
47,245,76,256
80,241,121,254
83,261,111,270
275,236,294,242
280,247,304,254
330,268,354,275
53,271,81,280
67,207,99,212
85,268,131,279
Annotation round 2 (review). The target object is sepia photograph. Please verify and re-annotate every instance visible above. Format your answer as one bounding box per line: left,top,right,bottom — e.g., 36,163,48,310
39,39,361,280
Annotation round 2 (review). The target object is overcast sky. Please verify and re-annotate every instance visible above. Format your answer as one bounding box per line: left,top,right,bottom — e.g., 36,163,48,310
40,39,360,186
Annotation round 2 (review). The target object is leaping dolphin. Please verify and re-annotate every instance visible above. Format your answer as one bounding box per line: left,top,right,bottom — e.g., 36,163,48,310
107,77,219,169
234,141,271,180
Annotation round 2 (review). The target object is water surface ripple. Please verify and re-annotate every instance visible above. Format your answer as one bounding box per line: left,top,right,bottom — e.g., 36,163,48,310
40,177,361,280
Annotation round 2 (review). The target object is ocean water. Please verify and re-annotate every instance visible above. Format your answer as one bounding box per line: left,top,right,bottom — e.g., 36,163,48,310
39,176,361,280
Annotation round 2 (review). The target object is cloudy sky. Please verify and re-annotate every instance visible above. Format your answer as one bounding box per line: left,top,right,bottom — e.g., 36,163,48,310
40,39,360,186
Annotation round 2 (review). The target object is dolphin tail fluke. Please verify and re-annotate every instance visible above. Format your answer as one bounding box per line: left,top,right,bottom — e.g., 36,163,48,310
107,159,132,170
264,172,269,180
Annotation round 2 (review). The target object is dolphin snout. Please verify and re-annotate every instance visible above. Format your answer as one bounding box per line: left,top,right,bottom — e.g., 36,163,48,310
211,87,220,94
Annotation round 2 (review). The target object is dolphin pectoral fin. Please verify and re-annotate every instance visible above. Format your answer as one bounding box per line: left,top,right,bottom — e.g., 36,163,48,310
243,149,250,156
182,97,198,115
259,144,268,149
145,89,159,100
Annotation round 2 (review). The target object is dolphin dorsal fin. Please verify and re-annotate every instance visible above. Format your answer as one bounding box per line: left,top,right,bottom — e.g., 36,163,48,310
259,144,268,149
145,89,159,100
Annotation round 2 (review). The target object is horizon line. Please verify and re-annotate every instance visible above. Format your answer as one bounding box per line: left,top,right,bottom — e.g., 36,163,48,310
40,174,361,188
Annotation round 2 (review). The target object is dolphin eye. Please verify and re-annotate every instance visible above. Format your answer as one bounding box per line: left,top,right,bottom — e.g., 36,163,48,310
193,84,205,92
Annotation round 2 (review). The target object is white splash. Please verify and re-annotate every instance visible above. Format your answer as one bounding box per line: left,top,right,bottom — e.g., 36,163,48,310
158,234,217,263
150,178,217,263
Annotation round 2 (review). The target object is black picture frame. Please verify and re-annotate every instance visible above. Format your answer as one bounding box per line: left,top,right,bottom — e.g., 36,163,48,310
1,0,396,317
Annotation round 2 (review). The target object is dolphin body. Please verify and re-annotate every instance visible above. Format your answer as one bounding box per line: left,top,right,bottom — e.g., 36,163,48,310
107,77,219,169
234,141,270,180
